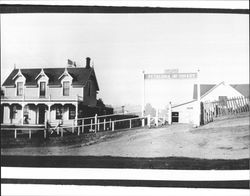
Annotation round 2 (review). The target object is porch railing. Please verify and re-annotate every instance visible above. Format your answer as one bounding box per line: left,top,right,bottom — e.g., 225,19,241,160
1,95,84,102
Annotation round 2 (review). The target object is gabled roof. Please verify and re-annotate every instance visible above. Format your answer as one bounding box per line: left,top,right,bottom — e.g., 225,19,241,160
193,83,249,99
2,67,99,90
230,84,249,97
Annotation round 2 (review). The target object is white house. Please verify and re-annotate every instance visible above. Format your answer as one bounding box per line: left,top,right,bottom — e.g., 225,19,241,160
171,82,249,124
1,57,100,126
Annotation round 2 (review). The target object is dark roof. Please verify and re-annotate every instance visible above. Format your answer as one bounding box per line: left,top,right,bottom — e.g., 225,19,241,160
193,83,249,99
230,84,249,97
2,67,99,90
193,84,216,99
172,100,196,108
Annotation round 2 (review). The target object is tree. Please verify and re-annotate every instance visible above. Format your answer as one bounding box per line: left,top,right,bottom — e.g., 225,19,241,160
144,103,156,116
96,98,105,107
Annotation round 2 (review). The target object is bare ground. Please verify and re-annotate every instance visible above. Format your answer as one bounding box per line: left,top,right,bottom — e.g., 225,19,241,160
1,114,249,160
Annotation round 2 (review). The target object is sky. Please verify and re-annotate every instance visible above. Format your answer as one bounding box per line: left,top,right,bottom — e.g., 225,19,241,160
1,13,249,107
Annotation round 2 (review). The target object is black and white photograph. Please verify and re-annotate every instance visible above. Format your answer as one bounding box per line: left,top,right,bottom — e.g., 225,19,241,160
1,1,249,195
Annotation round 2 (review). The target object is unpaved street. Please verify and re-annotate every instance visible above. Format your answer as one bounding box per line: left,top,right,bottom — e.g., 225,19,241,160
2,115,249,159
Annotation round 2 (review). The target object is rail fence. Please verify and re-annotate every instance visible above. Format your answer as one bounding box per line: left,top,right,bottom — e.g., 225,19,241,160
201,96,249,125
1,115,151,139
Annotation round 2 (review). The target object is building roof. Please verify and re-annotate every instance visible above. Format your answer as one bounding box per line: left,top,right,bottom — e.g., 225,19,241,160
193,83,249,99
2,67,99,90
230,84,249,98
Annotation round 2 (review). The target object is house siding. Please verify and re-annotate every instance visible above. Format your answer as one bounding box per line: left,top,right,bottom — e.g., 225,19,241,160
83,79,97,106
3,85,83,100
172,101,197,124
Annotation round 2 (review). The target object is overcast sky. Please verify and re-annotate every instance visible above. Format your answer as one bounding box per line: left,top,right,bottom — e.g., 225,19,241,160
1,13,249,106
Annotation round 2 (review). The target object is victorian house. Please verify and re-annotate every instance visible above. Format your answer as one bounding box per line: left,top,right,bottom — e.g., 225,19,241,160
1,57,99,126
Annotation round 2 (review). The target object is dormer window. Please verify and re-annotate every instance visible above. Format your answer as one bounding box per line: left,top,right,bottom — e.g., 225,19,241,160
16,82,23,96
40,82,46,97
63,81,70,96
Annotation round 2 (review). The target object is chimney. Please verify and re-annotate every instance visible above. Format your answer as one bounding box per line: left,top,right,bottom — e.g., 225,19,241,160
86,57,91,69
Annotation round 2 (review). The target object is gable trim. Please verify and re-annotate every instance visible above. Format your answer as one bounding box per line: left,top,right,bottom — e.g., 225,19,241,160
58,68,73,80
12,69,25,81
35,68,49,80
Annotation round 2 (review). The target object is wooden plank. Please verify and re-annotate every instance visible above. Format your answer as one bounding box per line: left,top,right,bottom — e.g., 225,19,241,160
104,119,106,131
61,128,63,137
14,129,17,139
29,129,31,139
44,129,46,139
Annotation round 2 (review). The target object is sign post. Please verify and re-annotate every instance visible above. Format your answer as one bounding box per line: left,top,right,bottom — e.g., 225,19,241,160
142,70,145,117
195,69,201,127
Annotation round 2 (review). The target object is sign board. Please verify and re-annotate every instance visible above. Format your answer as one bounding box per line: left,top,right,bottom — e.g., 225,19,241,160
144,72,197,80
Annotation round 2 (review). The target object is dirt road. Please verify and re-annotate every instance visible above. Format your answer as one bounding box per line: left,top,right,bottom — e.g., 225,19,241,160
2,115,249,159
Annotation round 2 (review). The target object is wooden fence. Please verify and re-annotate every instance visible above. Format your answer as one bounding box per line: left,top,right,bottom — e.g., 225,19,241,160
1,115,150,139
201,96,249,125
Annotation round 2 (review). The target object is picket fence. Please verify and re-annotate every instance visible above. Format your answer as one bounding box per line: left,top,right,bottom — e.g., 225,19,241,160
201,96,249,125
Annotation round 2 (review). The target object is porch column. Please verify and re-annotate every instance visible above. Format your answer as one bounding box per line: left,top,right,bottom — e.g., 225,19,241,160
75,103,78,126
21,103,24,125
48,104,51,123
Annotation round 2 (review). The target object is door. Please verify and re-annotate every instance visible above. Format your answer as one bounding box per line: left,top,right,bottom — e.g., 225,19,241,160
171,112,179,123
38,106,45,124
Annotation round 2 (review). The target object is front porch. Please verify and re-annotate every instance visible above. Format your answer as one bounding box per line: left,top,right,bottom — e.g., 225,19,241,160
1,101,79,126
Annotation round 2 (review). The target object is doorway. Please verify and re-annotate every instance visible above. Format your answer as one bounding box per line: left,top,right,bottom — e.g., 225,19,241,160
171,112,179,123
38,106,46,124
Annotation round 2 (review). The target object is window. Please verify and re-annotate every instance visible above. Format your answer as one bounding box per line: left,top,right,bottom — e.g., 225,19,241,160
69,106,76,120
63,81,70,96
56,107,63,120
17,82,23,96
40,82,46,97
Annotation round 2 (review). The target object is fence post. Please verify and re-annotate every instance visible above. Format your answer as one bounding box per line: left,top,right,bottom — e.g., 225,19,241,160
240,97,245,112
228,98,232,115
109,119,112,130
61,128,63,137
78,126,80,135
155,109,159,127
82,119,84,133
104,119,106,130
147,114,151,128
97,119,100,131
91,119,93,131
112,121,115,131
29,129,31,139
142,118,145,127
95,114,98,132
129,119,132,129
44,129,46,139
14,129,17,139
